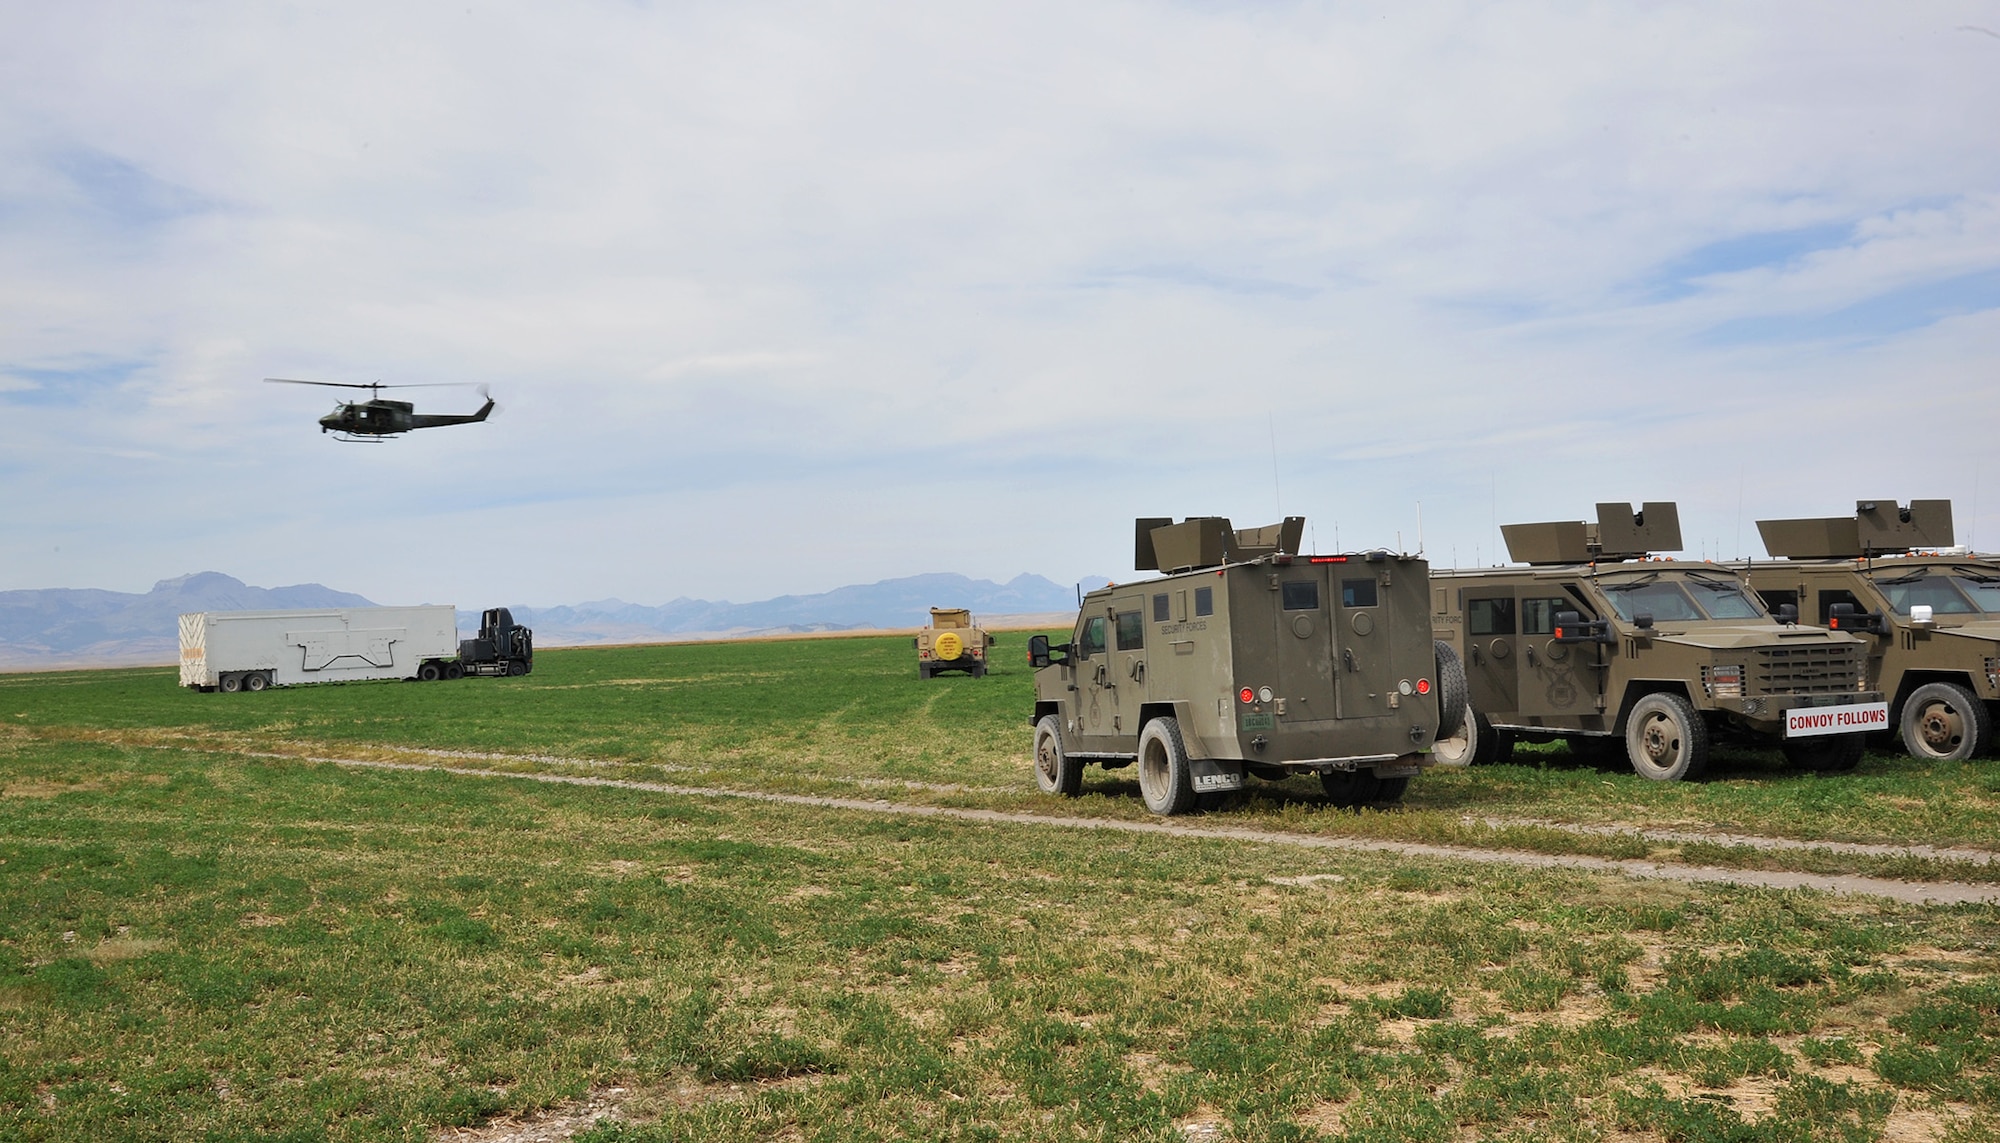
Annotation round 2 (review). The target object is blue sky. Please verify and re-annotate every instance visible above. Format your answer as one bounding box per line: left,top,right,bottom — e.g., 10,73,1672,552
3,3,1999,607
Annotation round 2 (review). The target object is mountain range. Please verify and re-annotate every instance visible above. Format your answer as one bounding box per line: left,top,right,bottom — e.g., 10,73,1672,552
0,571,1097,669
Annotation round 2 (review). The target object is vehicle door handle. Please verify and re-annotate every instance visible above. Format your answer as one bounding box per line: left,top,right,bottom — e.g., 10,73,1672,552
1130,660,1145,682
1525,644,1537,666
1343,648,1358,672
1470,645,1484,666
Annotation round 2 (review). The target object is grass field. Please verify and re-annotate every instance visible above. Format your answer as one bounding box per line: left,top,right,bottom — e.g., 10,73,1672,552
3,635,1998,1141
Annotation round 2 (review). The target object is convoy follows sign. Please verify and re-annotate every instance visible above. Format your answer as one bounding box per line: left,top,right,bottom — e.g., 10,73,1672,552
1784,702,1890,738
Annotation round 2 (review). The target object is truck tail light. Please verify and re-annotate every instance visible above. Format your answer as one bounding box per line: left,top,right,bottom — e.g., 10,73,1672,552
1416,678,1431,695
1239,687,1255,703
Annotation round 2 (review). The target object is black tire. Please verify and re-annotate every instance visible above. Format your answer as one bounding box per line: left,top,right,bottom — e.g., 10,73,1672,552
918,663,931,680
973,662,988,678
1899,682,1991,762
243,672,269,693
506,659,528,677
419,662,443,682
1782,733,1866,773
1470,711,1511,765
444,662,464,680
1624,692,1709,781
1033,714,1082,797
219,673,243,694
1136,717,1197,816
1319,769,1382,808
1432,703,1479,767
1433,642,1468,740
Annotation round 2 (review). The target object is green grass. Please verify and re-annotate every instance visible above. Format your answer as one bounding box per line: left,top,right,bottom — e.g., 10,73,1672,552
2,636,1999,1140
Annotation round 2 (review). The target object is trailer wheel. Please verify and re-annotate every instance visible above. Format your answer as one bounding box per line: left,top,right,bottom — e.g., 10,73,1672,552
1034,715,1082,797
1625,692,1709,781
419,662,443,682
1900,682,1991,761
244,672,269,693
1136,717,1197,816
445,662,464,680
219,673,243,694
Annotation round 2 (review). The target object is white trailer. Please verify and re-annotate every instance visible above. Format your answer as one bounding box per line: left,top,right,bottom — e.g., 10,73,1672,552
179,605,462,692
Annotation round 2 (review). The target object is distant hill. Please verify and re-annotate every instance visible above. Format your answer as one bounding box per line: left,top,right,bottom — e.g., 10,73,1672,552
469,572,1101,645
0,571,1104,668
0,573,375,668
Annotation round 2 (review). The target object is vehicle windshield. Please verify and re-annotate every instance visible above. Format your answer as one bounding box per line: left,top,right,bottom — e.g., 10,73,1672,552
1954,575,2000,614
1879,573,1979,616
1600,574,1765,622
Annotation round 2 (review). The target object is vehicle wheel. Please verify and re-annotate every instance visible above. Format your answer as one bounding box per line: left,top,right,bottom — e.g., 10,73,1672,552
1033,715,1082,797
973,662,988,678
219,673,243,694
1136,717,1197,816
1624,692,1709,781
444,662,464,680
1432,703,1479,766
244,672,269,692
917,663,931,679
1374,775,1411,804
419,662,443,682
1899,682,1991,762
1433,642,1468,740
506,659,528,677
1783,733,1866,773
1470,711,1510,765
1319,769,1381,808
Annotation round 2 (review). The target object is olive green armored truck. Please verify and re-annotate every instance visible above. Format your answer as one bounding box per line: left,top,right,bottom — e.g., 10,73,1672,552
1431,503,1884,781
1740,499,2000,761
1028,516,1467,815
916,607,994,678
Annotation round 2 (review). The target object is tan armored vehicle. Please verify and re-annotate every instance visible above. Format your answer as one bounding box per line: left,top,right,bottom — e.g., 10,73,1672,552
1028,516,1467,815
916,607,994,678
1740,500,2000,761
1431,503,1884,780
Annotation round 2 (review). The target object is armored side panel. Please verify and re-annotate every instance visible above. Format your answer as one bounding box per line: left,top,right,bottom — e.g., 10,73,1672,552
930,608,971,629
1502,521,1593,565
1857,500,1954,553
1150,518,1232,573
1595,502,1681,558
1231,517,1305,560
1133,517,1174,572
1758,517,1863,559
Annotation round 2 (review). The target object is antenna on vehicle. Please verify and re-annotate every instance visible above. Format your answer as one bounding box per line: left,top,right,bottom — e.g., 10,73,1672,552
1268,411,1282,519
1416,501,1424,557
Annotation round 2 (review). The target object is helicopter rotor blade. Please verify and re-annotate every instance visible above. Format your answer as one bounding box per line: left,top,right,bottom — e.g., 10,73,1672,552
265,377,380,390
265,377,484,390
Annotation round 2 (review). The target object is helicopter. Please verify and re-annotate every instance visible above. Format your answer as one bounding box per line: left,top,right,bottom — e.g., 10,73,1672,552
264,378,496,441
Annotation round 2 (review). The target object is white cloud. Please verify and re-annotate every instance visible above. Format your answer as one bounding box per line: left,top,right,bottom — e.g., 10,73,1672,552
2,2,1999,603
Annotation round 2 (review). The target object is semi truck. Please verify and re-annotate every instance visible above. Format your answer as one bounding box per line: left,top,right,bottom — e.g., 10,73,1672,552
179,605,532,692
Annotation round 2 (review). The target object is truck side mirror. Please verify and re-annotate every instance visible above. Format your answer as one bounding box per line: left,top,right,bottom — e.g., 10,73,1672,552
1028,635,1070,669
1551,610,1613,644
1827,602,1888,636
1774,603,1799,626
1634,612,1655,630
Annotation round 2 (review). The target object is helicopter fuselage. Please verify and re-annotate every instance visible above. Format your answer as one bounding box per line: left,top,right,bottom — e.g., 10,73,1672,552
317,396,493,437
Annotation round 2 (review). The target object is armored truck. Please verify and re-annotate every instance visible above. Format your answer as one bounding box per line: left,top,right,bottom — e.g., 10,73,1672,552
1740,500,2000,761
1028,516,1466,815
1431,503,1884,780
916,607,994,678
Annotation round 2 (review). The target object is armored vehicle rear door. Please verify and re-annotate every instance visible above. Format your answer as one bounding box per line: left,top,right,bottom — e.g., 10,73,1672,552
1332,567,1402,719
1462,587,1521,715
1272,570,1335,722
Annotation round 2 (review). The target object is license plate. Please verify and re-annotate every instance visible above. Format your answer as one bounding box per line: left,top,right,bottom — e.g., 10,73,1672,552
1784,702,1889,738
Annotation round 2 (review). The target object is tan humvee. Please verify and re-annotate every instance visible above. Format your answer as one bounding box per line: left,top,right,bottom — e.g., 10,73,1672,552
1738,499,2000,760
916,607,995,678
1432,503,1884,781
1028,516,1467,816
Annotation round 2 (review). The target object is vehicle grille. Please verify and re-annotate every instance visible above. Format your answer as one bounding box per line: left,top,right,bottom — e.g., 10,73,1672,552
1751,644,1861,695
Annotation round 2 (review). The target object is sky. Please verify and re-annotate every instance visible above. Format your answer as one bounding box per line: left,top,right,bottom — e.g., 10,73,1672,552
4,2,1999,608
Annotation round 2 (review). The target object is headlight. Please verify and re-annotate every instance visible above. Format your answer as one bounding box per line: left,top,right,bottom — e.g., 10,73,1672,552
1705,664,1743,699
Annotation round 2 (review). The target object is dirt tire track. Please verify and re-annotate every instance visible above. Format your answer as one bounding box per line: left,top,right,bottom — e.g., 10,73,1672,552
303,755,2000,906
